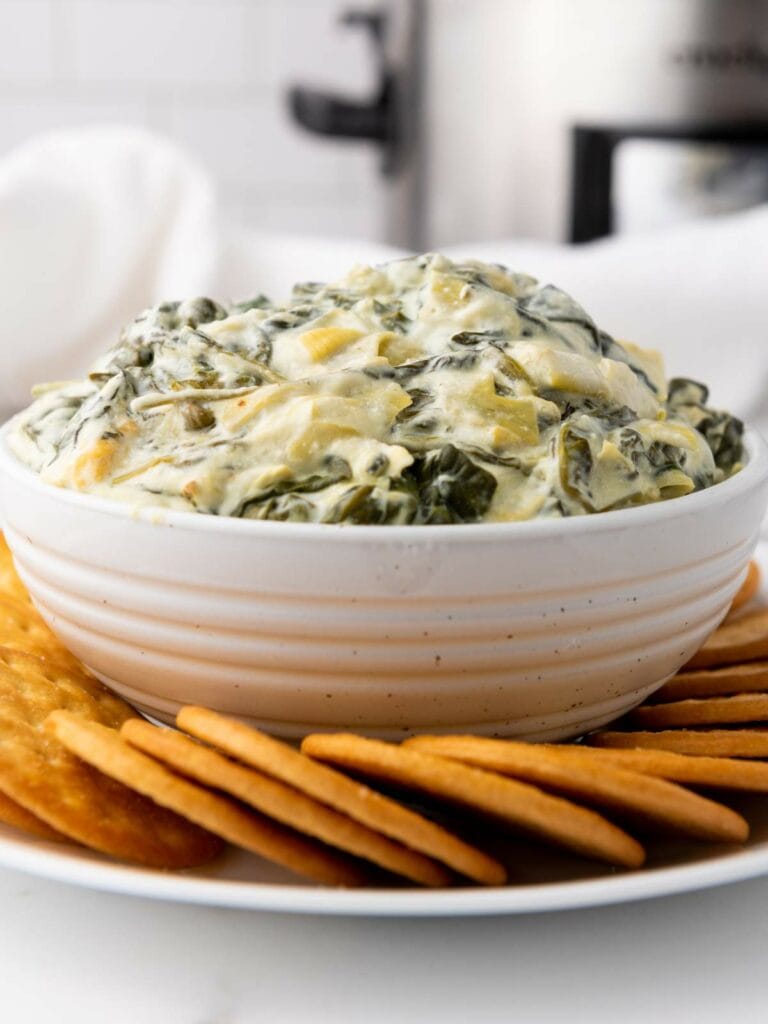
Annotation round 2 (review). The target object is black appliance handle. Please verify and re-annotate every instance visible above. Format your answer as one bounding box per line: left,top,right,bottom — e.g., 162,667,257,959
570,121,768,243
288,8,393,148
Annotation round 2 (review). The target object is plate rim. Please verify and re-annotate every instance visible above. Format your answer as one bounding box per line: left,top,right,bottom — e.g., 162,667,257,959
2,828,768,916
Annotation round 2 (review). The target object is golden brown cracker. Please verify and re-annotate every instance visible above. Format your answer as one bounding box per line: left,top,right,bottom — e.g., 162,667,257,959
0,593,55,646
0,651,219,867
404,735,747,843
302,733,645,869
538,744,768,792
0,593,82,674
728,561,761,617
1,636,91,677
0,543,86,672
687,609,768,670
178,706,505,885
0,647,129,726
630,693,768,729
651,663,768,704
122,718,452,887
0,536,32,606
0,789,66,842
588,728,768,758
50,711,367,887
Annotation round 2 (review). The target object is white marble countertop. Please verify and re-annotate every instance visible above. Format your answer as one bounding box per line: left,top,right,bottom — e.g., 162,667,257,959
1,865,766,1023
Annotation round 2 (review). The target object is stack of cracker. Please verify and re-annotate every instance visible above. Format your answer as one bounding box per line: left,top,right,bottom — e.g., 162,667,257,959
3,536,768,889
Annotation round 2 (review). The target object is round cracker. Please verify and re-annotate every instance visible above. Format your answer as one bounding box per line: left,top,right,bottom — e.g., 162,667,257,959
651,663,768,704
0,635,89,677
588,729,768,758
0,593,81,673
0,593,56,647
687,609,768,670
728,561,760,617
0,535,33,606
404,735,747,843
630,693,768,729
0,538,104,674
0,790,66,841
302,733,645,869
177,706,505,885
0,646,132,728
122,719,452,887
48,711,369,887
539,745,768,792
0,657,220,868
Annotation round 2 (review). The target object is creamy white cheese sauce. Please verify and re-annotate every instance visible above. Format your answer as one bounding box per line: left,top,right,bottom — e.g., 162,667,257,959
9,254,743,524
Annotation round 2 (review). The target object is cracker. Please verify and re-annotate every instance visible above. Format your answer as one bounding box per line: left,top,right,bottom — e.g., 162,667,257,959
178,706,505,885
588,729,768,758
0,654,220,867
651,663,768,704
0,547,87,673
122,719,452,887
1,635,89,677
404,735,747,843
0,593,57,648
727,560,760,616
0,535,32,606
0,790,66,841
0,594,83,674
630,693,768,729
302,733,645,868
538,745,768,793
0,646,129,725
687,609,768,670
50,712,369,886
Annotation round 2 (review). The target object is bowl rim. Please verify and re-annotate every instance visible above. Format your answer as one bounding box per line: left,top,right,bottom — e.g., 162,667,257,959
1,419,766,544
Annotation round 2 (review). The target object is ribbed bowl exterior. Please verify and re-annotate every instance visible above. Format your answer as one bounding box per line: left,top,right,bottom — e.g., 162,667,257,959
2,429,767,740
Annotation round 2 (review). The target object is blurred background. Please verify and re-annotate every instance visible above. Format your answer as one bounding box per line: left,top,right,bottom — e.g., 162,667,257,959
2,0,768,249
0,0,381,239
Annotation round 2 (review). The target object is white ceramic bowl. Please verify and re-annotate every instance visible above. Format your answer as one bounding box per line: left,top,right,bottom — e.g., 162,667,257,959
1,426,767,741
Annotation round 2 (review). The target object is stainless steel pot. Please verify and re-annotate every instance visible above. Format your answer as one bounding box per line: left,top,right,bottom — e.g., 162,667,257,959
290,0,768,249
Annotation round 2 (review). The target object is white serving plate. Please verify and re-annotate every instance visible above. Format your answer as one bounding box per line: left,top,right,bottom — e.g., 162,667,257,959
2,790,768,916
0,542,767,917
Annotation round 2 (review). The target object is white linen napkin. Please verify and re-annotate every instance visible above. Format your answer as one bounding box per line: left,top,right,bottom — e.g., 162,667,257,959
0,126,219,418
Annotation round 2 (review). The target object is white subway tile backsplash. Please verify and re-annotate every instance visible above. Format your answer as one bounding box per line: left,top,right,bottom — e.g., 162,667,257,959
221,189,381,241
0,0,382,241
0,94,149,155
163,91,379,191
0,1,54,81
60,0,252,86
259,0,378,97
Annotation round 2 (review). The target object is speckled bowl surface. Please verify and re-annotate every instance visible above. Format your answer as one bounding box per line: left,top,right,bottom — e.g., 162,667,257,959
1,426,767,740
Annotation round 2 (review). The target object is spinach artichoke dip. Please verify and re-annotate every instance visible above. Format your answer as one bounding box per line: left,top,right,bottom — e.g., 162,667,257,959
10,254,743,525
